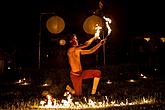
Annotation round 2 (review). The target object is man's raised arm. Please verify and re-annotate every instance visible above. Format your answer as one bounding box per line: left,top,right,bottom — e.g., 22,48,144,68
84,36,97,46
81,39,106,55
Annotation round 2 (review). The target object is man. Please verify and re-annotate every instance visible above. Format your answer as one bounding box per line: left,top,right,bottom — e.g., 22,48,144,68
66,33,106,97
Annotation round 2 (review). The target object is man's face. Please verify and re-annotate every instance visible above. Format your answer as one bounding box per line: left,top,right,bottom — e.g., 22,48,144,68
70,35,78,46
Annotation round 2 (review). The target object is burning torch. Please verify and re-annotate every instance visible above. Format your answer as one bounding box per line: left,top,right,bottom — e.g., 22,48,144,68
94,24,102,39
94,16,112,41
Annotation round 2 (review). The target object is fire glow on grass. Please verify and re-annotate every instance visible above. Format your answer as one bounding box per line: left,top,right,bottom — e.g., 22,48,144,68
33,92,156,109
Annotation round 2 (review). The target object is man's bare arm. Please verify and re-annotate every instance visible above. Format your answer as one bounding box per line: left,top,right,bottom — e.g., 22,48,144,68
78,35,99,49
81,39,106,55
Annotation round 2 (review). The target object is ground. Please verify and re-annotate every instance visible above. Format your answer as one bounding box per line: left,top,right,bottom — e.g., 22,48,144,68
0,65,165,109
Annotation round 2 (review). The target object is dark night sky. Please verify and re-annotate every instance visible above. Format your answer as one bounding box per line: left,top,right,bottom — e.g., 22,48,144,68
1,0,164,43
0,0,165,68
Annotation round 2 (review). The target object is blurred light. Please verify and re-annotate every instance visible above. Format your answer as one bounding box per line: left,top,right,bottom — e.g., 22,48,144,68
144,37,150,42
46,15,65,34
160,37,165,43
106,80,112,84
154,68,158,71
139,73,147,79
7,66,11,70
59,39,66,45
15,79,22,84
140,74,144,77
15,77,31,85
127,79,136,83
46,54,49,58
143,76,147,79
83,15,103,35
43,83,49,86
18,79,22,83
21,82,30,85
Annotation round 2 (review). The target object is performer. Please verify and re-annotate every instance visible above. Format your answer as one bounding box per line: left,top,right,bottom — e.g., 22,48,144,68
66,33,106,97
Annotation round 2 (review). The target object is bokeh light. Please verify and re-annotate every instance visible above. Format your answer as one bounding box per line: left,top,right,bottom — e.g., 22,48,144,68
46,15,65,34
83,15,103,35
59,39,66,45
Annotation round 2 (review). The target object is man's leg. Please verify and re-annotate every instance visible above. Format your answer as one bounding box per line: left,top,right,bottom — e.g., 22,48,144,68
70,74,83,96
91,77,100,95
82,69,101,95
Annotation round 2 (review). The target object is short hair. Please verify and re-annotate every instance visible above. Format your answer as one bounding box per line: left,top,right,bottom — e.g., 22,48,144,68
67,33,77,46
68,33,75,41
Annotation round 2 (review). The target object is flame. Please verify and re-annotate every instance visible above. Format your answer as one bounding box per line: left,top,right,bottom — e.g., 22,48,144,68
94,16,112,40
34,92,156,109
94,24,102,39
103,16,112,36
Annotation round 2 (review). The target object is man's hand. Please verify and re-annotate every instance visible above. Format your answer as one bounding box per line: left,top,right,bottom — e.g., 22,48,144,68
100,39,106,45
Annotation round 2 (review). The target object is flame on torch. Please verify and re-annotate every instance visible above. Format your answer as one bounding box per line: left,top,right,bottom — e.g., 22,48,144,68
94,24,102,39
103,16,112,36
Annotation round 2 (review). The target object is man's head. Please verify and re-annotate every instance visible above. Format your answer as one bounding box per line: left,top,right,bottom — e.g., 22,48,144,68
70,34,79,46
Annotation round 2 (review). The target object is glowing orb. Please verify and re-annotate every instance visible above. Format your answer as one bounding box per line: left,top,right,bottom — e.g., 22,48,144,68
46,16,65,34
59,39,66,45
83,15,103,35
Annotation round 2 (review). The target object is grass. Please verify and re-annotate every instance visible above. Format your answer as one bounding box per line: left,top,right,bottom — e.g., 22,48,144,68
0,79,165,110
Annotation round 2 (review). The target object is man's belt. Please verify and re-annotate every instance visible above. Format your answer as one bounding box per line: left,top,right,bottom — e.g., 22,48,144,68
70,71,82,76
